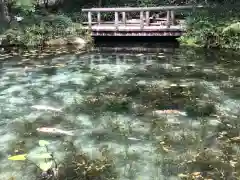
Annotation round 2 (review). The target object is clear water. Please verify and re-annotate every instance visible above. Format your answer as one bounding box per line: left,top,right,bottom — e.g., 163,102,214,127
0,45,240,179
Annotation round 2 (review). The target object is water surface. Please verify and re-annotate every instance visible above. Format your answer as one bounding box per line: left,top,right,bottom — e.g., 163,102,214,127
1,45,240,179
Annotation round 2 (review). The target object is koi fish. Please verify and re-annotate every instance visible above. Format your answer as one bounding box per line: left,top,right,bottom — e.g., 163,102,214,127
128,137,141,141
36,127,74,136
31,105,62,112
153,110,187,116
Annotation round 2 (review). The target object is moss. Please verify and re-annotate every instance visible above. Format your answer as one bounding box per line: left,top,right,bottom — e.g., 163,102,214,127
185,101,216,117
49,145,118,180
80,94,132,114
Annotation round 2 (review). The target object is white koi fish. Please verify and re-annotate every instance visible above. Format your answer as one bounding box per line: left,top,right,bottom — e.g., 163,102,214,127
31,105,62,112
153,109,187,116
128,137,141,141
36,127,74,136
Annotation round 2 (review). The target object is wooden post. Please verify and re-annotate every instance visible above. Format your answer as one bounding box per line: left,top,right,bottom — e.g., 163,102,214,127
140,11,144,30
122,12,126,25
166,10,170,28
171,10,175,25
97,12,101,25
115,11,119,30
145,11,150,26
88,11,92,28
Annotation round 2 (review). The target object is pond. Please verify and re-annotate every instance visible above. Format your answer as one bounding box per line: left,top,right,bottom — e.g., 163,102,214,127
1,44,240,180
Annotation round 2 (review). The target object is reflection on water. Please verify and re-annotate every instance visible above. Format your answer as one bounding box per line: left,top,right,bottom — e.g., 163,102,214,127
1,44,240,179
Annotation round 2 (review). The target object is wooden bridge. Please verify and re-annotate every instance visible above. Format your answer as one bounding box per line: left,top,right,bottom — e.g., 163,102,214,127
81,6,203,37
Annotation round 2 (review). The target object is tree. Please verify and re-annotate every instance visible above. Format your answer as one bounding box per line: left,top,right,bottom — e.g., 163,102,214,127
0,0,10,23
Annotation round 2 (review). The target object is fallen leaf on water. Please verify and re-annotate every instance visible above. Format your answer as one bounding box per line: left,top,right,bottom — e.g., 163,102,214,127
178,173,188,178
38,160,53,171
230,136,240,142
162,145,172,152
8,177,15,180
39,140,50,147
55,64,65,67
8,154,27,161
30,153,52,159
230,160,237,167
191,172,201,177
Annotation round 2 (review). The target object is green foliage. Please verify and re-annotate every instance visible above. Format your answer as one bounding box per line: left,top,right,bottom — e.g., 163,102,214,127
1,29,23,45
0,14,90,47
43,14,73,29
8,0,36,14
39,140,50,147
178,5,240,49
38,160,53,171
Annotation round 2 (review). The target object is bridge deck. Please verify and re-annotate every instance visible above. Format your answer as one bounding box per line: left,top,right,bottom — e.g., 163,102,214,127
83,23,185,37
83,24,185,31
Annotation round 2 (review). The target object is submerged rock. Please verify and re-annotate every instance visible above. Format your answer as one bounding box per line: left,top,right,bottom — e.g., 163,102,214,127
44,37,87,49
45,38,67,46
222,22,240,34
67,37,87,46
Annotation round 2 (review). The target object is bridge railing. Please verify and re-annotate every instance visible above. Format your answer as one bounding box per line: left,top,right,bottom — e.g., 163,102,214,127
82,6,203,29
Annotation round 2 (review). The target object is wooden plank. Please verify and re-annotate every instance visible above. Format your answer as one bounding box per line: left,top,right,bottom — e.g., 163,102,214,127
84,25,184,31
115,11,119,29
88,11,92,27
122,12,126,25
97,12,101,24
82,21,169,25
166,10,170,28
140,11,144,30
91,31,183,37
82,5,204,12
145,11,150,26
171,10,175,25
82,18,186,24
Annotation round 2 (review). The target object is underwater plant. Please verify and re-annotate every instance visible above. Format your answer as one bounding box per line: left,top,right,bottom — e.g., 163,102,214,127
8,140,58,179
8,139,118,180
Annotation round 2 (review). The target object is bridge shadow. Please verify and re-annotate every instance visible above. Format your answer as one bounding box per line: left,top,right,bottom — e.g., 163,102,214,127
93,37,179,53
93,36,179,43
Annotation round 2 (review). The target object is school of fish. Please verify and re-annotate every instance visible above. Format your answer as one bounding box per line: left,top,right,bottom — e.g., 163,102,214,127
32,104,186,137
31,105,73,136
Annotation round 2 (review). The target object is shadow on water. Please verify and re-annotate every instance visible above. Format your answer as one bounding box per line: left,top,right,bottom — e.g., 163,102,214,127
93,41,179,54
1,44,240,180
93,36,179,43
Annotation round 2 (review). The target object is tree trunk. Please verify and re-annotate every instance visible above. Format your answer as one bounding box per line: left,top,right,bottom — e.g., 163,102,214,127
0,0,10,22
98,0,102,7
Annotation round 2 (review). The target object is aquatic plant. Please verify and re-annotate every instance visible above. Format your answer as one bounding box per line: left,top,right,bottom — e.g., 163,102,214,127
80,94,132,115
8,139,119,180
8,140,57,179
